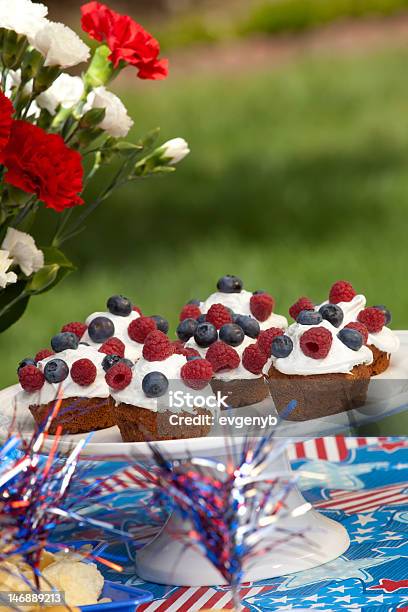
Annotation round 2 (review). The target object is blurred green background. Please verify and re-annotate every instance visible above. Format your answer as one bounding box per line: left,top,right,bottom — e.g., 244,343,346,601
2,0,408,390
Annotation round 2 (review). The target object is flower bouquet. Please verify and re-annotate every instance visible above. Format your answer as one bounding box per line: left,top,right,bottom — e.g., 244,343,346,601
0,0,189,333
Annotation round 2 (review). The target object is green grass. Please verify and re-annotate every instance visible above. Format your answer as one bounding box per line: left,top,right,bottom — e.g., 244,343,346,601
2,45,408,389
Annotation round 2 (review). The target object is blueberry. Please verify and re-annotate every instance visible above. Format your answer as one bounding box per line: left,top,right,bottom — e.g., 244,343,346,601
177,318,198,342
216,275,243,293
17,358,36,373
271,335,293,358
194,322,218,348
197,314,206,324
219,323,245,347
142,372,169,398
337,328,363,351
44,359,69,383
187,355,201,361
187,299,201,305
253,290,266,295
319,304,344,328
120,358,134,369
150,315,169,334
107,294,132,317
102,354,122,372
51,332,79,353
296,310,323,326
88,316,115,343
234,315,260,339
373,305,392,325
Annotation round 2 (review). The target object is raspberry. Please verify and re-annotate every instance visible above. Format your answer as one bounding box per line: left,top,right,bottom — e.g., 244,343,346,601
99,337,125,357
172,341,200,358
180,304,201,321
329,281,356,304
18,365,45,392
257,327,284,356
181,359,213,390
61,321,87,339
249,292,275,322
71,359,97,386
105,362,132,390
300,327,333,359
345,322,369,344
35,348,54,362
357,307,385,334
143,330,173,361
289,297,314,321
205,341,240,372
128,316,157,343
205,303,232,329
242,344,268,375
133,305,142,315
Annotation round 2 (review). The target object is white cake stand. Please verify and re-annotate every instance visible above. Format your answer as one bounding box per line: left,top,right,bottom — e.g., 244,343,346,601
1,331,408,586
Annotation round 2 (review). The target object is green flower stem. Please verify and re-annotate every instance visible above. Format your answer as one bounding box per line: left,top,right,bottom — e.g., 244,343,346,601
0,289,28,319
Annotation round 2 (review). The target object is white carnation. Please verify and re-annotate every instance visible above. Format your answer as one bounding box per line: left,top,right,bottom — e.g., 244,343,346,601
160,138,190,165
0,0,48,43
85,86,133,138
2,228,44,277
0,250,17,289
37,73,84,115
33,21,90,68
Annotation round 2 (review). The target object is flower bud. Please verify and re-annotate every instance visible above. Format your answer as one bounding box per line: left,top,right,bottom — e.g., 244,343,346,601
159,138,190,165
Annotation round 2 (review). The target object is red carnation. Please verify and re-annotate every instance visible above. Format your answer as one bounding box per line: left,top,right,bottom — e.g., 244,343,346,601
0,89,13,161
81,2,168,80
2,121,83,212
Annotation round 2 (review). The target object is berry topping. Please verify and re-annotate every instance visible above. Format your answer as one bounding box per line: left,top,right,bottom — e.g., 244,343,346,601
197,313,206,324
319,303,344,328
99,337,125,357
88,316,115,343
187,299,201,305
180,304,201,321
216,275,243,293
133,305,142,315
219,323,245,347
177,318,198,342
107,294,132,317
142,371,169,397
337,328,363,352
18,365,45,392
61,321,87,339
289,297,314,321
150,315,169,334
143,330,173,361
329,280,356,304
194,322,218,348
206,341,240,372
187,355,201,361
181,358,213,390
121,358,134,369
297,310,323,326
35,349,54,363
300,327,333,359
249,292,275,322
44,359,69,384
345,322,369,344
271,335,294,358
357,307,386,333
71,358,97,386
102,354,122,372
242,343,268,375
206,303,232,329
105,361,132,390
257,327,284,356
234,314,260,339
128,316,157,343
172,342,200,358
373,305,392,326
17,358,37,373
51,332,79,353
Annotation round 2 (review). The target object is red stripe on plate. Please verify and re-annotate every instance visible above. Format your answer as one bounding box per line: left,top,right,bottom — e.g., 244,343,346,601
315,438,328,460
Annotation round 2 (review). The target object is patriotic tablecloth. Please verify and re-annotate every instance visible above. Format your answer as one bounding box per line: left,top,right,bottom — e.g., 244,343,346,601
52,437,408,611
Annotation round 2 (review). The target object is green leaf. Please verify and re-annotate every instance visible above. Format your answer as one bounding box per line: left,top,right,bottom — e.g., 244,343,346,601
138,127,160,153
27,264,59,293
42,246,75,269
0,281,29,333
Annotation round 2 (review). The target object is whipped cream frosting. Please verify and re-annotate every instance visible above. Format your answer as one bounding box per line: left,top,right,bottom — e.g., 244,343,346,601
317,295,400,355
185,335,272,381
81,310,143,361
273,319,373,376
16,345,109,410
111,353,217,413
200,290,288,331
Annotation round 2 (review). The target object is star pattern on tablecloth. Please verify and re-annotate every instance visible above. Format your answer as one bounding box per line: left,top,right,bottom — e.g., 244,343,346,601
368,440,408,453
